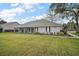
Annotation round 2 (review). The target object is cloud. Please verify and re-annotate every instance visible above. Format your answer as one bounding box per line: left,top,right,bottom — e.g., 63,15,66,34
6,17,28,24
0,6,25,23
35,15,44,19
27,9,36,13
20,3,42,13
21,3,39,9
11,3,19,7
0,7,25,18
14,7,25,13
0,3,40,23
17,13,47,24
0,3,48,24
29,14,46,20
31,13,47,19
22,3,34,9
19,17,29,24
38,7,45,9
0,11,16,18
5,17,18,23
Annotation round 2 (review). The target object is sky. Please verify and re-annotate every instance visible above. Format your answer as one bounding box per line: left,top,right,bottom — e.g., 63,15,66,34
0,3,50,24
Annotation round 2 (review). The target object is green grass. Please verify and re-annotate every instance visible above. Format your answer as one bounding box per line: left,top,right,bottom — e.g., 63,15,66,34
57,32,64,36
0,32,79,56
72,32,79,36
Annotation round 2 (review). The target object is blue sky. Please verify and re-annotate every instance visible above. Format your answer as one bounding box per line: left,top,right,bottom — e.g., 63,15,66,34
0,3,50,24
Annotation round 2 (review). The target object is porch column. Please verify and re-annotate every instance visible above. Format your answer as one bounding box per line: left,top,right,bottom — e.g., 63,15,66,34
2,29,5,32
14,29,15,32
14,28,16,32
48,26,50,34
18,28,21,33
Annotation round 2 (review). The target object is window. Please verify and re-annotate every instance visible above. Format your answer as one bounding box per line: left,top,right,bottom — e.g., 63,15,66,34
49,26,50,32
46,27,47,32
29,28,30,32
0,28,3,32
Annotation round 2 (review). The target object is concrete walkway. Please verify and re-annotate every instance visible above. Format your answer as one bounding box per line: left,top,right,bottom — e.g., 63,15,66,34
52,36,75,38
67,32,79,38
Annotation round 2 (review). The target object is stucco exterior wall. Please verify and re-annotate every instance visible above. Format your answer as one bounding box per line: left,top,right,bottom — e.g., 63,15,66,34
37,26,62,34
38,27,47,33
50,27,61,34
15,26,62,34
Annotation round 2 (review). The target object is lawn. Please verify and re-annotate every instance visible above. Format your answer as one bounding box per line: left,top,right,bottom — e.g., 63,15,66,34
0,32,79,56
72,32,79,36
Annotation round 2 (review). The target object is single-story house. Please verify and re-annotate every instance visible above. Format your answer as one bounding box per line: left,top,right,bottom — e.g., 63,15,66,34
0,22,19,32
14,19,62,34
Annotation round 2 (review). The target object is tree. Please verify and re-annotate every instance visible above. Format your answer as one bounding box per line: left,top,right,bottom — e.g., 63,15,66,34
0,18,7,24
49,3,79,32
67,20,76,31
62,24,68,35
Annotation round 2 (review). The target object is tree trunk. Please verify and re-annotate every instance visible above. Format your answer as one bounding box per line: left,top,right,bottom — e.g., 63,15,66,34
73,11,79,32
66,10,79,32
75,15,79,32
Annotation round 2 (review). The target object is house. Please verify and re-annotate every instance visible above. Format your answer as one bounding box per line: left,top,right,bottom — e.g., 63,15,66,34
0,22,19,32
15,19,62,34
0,19,62,34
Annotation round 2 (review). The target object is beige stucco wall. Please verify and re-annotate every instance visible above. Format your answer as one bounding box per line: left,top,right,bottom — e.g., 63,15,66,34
50,27,61,34
38,27,47,33
37,26,62,34
15,26,62,34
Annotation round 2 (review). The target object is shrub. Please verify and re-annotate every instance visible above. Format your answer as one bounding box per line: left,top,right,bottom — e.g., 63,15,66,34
57,32,64,36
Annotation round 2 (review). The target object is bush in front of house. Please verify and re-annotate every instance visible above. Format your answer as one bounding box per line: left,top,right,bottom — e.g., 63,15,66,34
57,32,64,36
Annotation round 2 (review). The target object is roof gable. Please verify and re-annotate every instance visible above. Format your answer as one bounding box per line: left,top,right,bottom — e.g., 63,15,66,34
16,19,62,27
2,22,20,29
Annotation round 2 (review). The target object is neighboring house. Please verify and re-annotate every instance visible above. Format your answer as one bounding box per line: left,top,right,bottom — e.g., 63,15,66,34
15,19,62,34
1,22,19,32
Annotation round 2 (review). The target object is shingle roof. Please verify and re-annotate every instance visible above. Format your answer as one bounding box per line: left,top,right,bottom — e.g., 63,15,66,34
15,19,62,28
2,22,19,30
